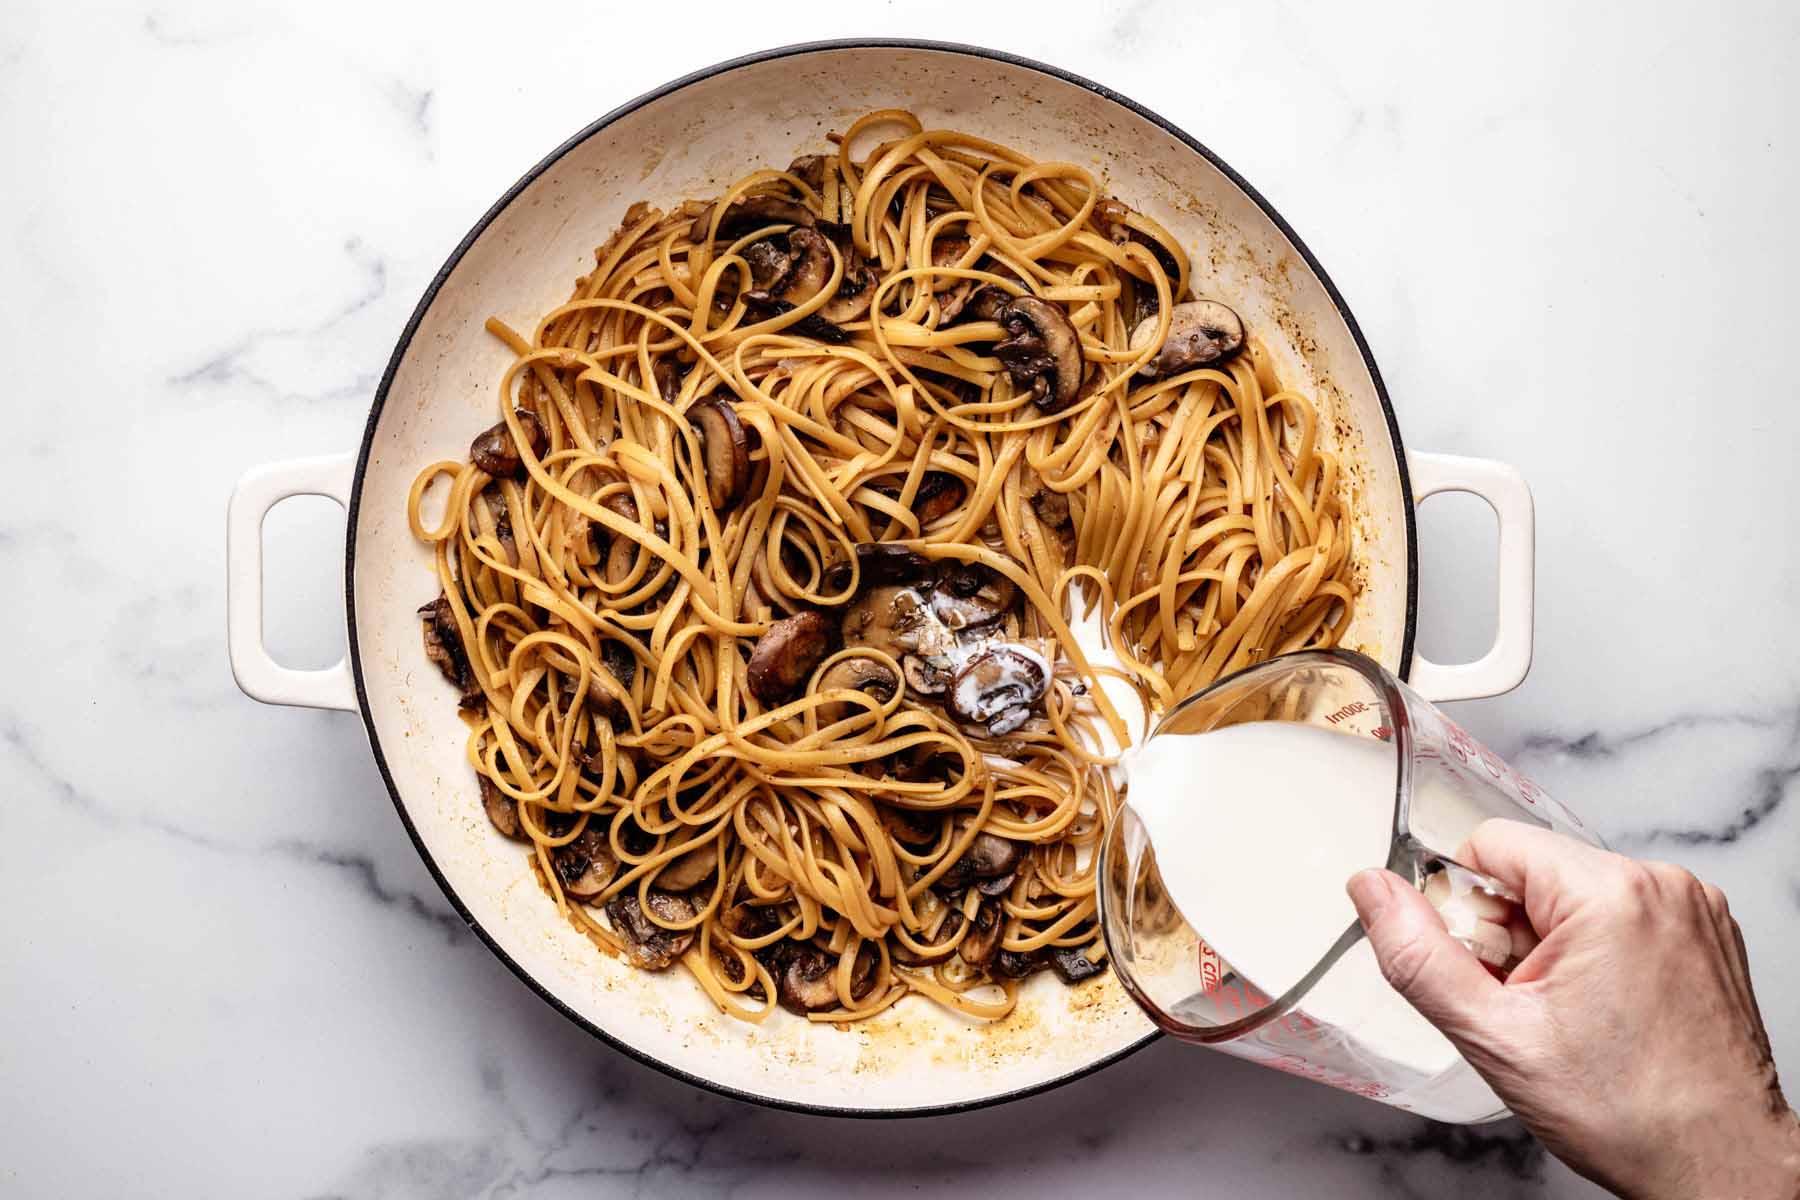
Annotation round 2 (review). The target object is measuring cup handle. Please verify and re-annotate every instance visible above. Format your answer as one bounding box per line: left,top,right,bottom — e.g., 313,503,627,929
1396,845,1536,978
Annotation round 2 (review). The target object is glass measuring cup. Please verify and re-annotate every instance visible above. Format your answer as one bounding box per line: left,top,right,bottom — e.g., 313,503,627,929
1098,649,1601,1123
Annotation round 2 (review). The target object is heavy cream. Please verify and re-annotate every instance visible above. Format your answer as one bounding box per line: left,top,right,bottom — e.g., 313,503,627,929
1119,721,1509,1121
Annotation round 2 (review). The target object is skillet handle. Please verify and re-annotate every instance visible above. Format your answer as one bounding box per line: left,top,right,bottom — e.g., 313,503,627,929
1404,451,1535,702
226,453,358,711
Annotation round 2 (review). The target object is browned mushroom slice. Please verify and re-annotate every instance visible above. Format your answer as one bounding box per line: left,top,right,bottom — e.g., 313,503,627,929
947,646,1050,735
469,409,548,478
741,237,795,291
651,358,689,405
930,235,972,292
603,516,667,587
687,396,750,510
552,825,620,900
582,637,637,724
958,900,1002,969
940,832,1028,890
1129,300,1246,378
478,775,523,840
902,654,950,696
993,296,1084,413
605,891,696,970
975,871,1016,898
787,154,826,191
744,227,832,310
1021,471,1072,529
1049,944,1107,984
941,281,1010,325
689,194,816,243
816,224,877,323
418,594,481,709
928,561,1018,630
912,472,966,525
840,586,950,661
823,542,934,593
777,944,839,1013
993,947,1042,979
721,901,781,940
655,842,719,891
879,805,938,845
814,657,899,724
746,610,835,703
892,901,962,966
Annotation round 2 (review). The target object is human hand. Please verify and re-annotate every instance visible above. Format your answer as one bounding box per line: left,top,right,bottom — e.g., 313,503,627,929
1346,819,1800,1199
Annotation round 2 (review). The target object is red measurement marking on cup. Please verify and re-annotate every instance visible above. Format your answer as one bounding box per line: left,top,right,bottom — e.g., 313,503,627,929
1324,701,1370,725
1262,1054,1392,1100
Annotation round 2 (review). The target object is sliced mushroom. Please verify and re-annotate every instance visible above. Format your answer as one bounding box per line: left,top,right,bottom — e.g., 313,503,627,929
941,282,1010,325
902,654,950,696
605,891,696,971
930,235,972,292
746,610,834,703
1049,944,1107,984
941,832,1028,890
912,472,967,525
656,842,719,891
947,646,1050,735
787,154,826,191
651,358,689,405
892,901,961,966
687,396,750,510
993,296,1084,413
721,901,781,940
958,900,1002,969
418,595,482,709
879,805,939,846
823,542,934,593
583,638,637,723
840,586,952,661
747,228,832,309
975,871,1016,898
478,775,522,840
993,947,1042,979
689,194,816,242
928,561,1018,631
469,409,548,478
814,657,899,724
603,517,667,588
777,944,839,1013
1129,300,1246,378
741,238,795,291
1022,471,1072,529
552,825,619,900
818,224,876,324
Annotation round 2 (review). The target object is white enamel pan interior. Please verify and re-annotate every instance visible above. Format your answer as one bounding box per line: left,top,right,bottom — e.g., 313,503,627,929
225,41,1535,1116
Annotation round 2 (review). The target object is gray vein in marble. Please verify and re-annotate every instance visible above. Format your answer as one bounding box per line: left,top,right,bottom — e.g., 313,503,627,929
382,79,436,157
1336,1121,1545,1198
1510,706,1800,848
1,714,464,941
167,236,388,404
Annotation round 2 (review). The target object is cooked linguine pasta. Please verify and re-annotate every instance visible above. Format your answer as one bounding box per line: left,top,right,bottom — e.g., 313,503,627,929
407,109,1356,1024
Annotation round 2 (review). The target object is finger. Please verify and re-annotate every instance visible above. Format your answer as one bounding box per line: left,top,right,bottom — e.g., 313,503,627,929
1727,915,1774,1059
1346,868,1506,1039
1457,818,1631,932
1697,881,1759,1024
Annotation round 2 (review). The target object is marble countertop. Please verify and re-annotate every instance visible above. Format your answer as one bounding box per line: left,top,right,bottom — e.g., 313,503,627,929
5,1,1797,1196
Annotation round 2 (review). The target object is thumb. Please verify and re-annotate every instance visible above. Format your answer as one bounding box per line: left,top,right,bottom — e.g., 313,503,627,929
1346,868,1506,1039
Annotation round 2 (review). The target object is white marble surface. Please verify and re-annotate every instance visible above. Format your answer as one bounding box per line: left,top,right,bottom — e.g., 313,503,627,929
4,1,1797,1195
